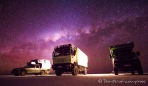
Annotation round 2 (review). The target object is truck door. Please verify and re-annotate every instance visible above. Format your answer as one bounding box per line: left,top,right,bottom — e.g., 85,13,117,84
26,65,36,73
71,48,76,63
35,65,41,73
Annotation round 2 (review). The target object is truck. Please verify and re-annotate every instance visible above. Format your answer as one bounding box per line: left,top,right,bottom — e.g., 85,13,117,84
11,59,51,76
109,42,143,75
52,44,88,76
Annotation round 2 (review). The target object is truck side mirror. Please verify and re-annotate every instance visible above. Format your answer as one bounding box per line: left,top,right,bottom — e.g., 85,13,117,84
74,50,76,56
52,52,55,57
136,51,140,56
109,55,112,59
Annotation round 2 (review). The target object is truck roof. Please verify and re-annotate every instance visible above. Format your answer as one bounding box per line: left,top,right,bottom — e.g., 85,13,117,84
109,42,134,51
54,44,76,49
30,59,49,61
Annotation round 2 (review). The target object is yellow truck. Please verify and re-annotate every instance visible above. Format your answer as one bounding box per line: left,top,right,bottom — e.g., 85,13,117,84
52,44,88,76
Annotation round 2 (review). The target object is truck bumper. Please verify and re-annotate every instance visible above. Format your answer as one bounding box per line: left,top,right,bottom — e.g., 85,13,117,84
52,63,73,71
11,69,21,74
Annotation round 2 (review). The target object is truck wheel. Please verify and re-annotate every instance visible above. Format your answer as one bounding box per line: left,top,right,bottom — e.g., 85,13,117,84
48,71,50,74
20,70,26,76
83,68,87,75
41,70,45,75
55,70,62,76
131,70,135,75
14,73,19,76
83,70,87,75
131,65,135,75
46,70,50,74
72,66,79,76
137,66,143,75
114,67,118,75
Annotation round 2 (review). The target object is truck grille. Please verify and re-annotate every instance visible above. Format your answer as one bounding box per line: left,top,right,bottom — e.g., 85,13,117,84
57,58,65,63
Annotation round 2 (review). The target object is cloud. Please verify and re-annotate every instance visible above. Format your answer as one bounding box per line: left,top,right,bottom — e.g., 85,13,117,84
44,33,64,42
42,28,80,42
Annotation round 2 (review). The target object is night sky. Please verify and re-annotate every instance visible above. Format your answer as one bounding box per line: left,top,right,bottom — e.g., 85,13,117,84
0,0,148,74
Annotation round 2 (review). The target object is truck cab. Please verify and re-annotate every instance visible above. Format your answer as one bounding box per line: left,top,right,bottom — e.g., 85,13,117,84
52,44,88,76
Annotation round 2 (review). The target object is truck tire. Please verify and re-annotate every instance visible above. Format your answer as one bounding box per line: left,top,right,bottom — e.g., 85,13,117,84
137,66,143,75
20,70,26,76
131,70,135,75
131,64,135,75
46,70,50,74
55,70,62,76
72,66,79,76
41,70,45,75
83,70,87,75
136,60,143,75
114,67,118,75
83,68,87,75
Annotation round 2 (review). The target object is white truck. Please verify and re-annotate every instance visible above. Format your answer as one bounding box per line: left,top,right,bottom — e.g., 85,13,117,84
11,59,51,76
52,44,88,76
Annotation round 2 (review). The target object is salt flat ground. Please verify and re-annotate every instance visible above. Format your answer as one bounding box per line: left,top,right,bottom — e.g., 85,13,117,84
0,73,148,86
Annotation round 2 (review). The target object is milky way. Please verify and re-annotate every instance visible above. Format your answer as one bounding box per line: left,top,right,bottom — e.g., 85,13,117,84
0,0,148,74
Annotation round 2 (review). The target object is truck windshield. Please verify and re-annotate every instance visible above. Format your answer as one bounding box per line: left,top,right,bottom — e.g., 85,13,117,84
54,48,70,57
113,49,133,56
24,65,34,68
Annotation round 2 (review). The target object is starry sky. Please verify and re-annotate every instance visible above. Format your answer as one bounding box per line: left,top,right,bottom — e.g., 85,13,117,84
0,0,148,74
